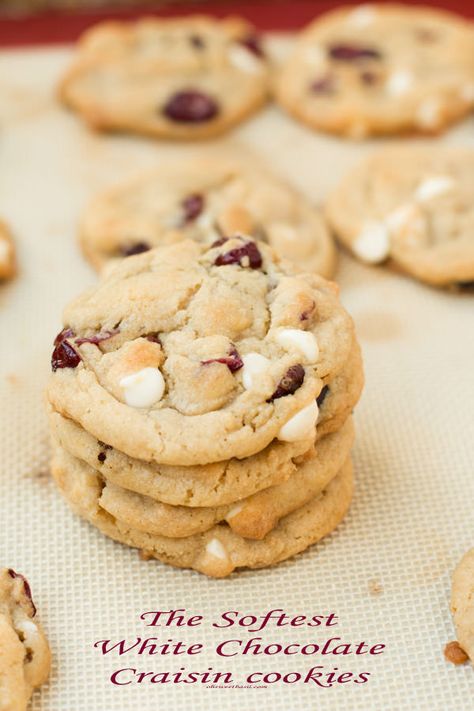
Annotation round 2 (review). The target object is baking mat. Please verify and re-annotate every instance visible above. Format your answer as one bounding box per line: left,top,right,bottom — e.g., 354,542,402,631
0,39,473,710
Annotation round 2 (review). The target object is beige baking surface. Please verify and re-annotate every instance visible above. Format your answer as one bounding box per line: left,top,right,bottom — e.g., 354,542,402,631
0,38,473,711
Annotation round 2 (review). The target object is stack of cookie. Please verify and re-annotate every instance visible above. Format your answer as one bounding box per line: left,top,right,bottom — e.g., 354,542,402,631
47,236,363,577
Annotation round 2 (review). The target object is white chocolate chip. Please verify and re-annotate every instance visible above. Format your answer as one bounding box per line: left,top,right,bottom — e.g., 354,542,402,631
415,176,455,202
386,69,413,96
278,400,319,442
274,328,319,363
241,352,271,390
228,45,262,73
416,99,441,129
348,5,376,26
226,504,243,520
120,367,165,408
353,221,390,264
206,538,229,561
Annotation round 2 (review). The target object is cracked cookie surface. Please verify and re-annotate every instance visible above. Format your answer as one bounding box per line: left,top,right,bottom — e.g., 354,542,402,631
0,568,50,711
60,16,270,139
326,146,474,287
47,238,355,465
80,156,336,278
275,4,474,138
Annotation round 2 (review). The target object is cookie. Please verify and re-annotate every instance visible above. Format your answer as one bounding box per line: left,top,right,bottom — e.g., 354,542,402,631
51,446,353,577
275,4,474,138
451,548,474,667
326,146,474,287
48,338,361,507
0,569,51,711
59,16,270,140
80,156,336,278
46,238,355,466
52,418,354,540
0,221,16,281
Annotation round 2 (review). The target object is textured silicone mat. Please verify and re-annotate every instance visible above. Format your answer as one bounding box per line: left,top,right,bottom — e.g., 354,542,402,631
0,40,473,711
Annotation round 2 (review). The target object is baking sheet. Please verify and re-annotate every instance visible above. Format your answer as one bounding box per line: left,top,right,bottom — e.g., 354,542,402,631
0,39,473,710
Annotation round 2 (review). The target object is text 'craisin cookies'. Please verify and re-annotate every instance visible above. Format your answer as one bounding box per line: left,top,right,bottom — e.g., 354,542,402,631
47,237,363,577
275,4,474,139
0,568,51,711
326,146,474,288
59,16,270,140
80,157,336,278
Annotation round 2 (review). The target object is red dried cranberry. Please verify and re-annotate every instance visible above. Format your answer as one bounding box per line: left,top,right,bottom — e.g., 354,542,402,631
54,328,74,346
238,34,264,58
311,75,336,95
7,569,36,616
201,347,243,373
51,340,81,372
75,329,119,346
181,193,204,223
214,241,262,269
328,44,381,62
190,34,205,50
121,241,150,257
145,333,161,345
163,90,219,123
316,384,329,408
211,236,229,248
268,364,305,402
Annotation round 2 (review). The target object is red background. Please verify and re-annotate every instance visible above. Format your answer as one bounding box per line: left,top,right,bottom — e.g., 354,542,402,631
1,0,473,46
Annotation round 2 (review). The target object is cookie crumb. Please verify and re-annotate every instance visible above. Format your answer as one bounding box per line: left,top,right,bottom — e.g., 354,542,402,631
444,640,468,665
368,578,383,596
138,549,154,561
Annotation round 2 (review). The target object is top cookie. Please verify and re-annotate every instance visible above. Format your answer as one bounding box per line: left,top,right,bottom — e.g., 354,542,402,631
275,4,474,138
60,16,270,139
80,156,336,277
326,146,474,287
47,237,354,466
451,548,474,667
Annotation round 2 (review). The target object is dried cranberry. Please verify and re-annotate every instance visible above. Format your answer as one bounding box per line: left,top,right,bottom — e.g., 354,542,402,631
328,43,381,62
201,347,243,373
163,90,219,123
268,364,305,402
316,385,329,408
181,193,204,223
51,340,81,372
98,452,107,463
211,236,229,248
238,34,264,58
311,75,336,95
190,34,205,50
214,241,262,269
145,333,161,345
54,328,74,346
7,569,36,616
121,241,150,257
75,329,119,346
